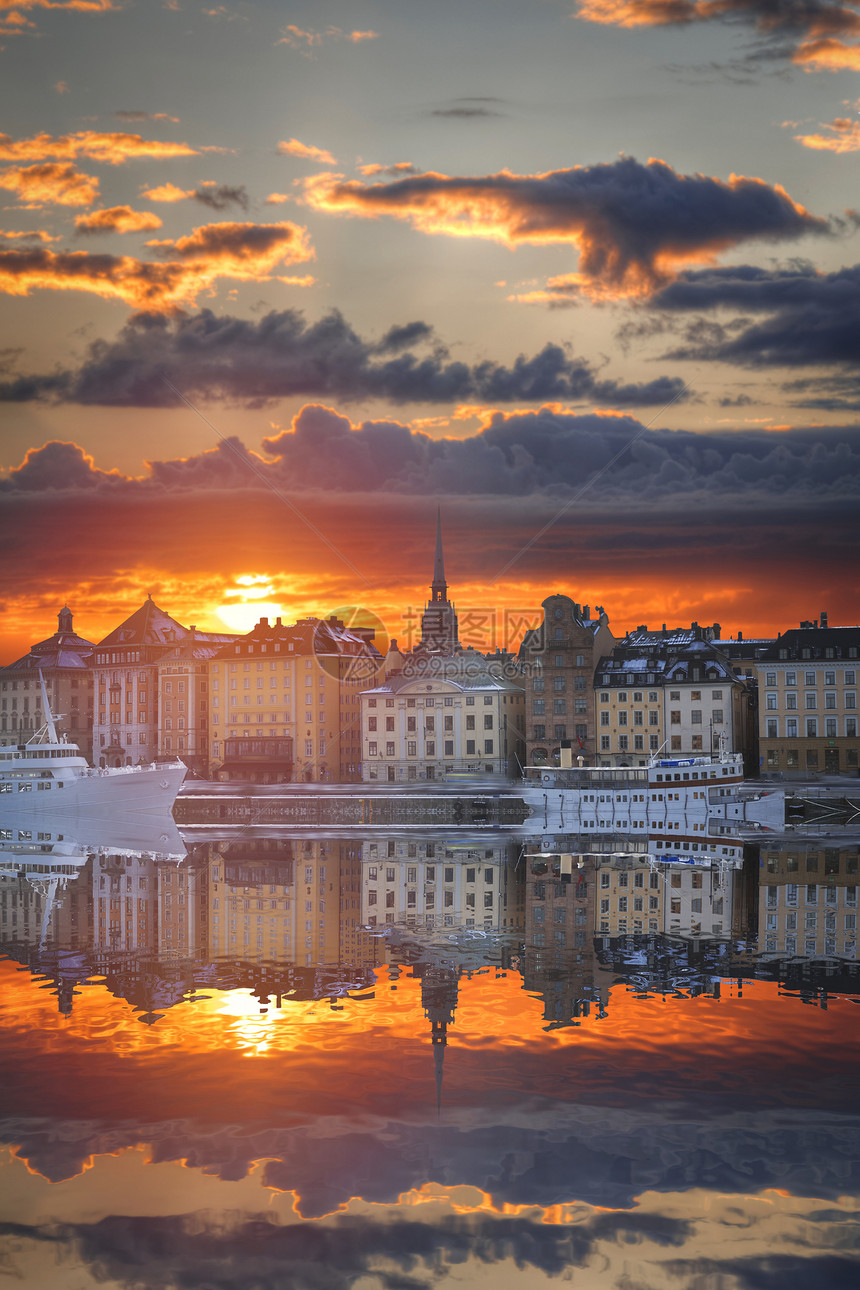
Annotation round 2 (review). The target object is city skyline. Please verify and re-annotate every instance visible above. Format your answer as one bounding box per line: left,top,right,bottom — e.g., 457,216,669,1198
1,1,859,661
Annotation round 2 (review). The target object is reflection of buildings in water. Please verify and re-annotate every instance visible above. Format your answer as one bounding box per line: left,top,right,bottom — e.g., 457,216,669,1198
209,839,378,968
0,861,93,952
360,839,524,932
759,844,858,960
93,853,158,953
522,851,612,1029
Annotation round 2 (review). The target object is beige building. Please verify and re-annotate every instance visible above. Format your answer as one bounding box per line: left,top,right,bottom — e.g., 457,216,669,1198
754,621,859,775
360,658,525,781
595,630,747,766
596,856,663,935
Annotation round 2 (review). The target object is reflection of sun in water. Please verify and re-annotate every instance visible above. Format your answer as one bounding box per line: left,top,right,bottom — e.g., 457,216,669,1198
214,990,325,1056
216,574,285,634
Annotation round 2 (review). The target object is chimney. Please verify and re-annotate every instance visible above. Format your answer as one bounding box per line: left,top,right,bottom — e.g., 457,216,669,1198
738,630,743,641
259,616,269,628
821,611,828,629
583,605,590,619
275,617,282,626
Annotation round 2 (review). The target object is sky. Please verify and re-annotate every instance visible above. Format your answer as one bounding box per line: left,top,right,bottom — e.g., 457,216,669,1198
1,0,859,661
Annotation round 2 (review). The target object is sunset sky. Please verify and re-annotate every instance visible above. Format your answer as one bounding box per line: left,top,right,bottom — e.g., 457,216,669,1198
1,0,859,660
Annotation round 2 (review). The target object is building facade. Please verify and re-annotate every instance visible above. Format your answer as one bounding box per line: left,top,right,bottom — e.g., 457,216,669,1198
0,606,94,750
594,631,748,766
208,615,382,782
519,595,616,768
753,621,860,776
360,660,525,781
758,843,857,959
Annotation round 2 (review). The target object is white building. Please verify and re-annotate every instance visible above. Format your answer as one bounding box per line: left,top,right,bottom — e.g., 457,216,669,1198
360,656,525,781
359,839,522,930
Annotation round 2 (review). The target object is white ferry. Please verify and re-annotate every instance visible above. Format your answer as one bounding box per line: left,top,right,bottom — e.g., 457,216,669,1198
522,747,784,840
0,675,186,820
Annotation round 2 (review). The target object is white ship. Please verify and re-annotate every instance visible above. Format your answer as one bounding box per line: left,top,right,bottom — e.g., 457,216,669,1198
522,746,785,849
0,674,186,822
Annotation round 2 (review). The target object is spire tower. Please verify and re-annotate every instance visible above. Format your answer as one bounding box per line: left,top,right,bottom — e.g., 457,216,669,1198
418,509,460,654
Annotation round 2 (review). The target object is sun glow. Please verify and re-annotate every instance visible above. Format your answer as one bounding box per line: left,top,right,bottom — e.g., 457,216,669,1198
215,574,286,633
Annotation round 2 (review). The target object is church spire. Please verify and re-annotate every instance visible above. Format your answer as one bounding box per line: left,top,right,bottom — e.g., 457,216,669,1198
431,507,447,603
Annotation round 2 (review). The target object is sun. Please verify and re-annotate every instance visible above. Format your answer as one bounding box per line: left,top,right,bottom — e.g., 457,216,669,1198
215,575,286,634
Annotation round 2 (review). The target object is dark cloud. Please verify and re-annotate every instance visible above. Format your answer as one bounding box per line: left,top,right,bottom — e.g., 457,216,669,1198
652,264,860,385
3,406,860,505
429,107,504,118
304,156,832,297
0,307,686,409
189,183,250,211
574,0,860,74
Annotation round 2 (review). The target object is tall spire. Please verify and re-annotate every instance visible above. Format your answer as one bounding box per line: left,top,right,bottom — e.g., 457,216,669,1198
431,507,447,603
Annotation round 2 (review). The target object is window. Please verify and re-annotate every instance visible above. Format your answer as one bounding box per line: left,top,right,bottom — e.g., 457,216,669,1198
786,718,798,738
766,693,777,710
825,693,837,710
805,692,817,709
368,716,377,731
825,718,837,738
483,714,493,729
484,739,494,754
786,693,797,710
691,710,702,724
533,699,545,715
386,741,395,756
618,735,628,751
553,699,566,714
553,677,565,691
805,671,815,686
670,710,681,725
600,711,609,726
766,719,778,738
407,740,417,756
618,710,628,726
806,718,817,738
649,711,658,726
600,735,610,750
712,709,723,724
444,740,454,755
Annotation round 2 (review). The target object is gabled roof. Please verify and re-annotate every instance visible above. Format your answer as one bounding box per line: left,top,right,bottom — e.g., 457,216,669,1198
98,597,188,647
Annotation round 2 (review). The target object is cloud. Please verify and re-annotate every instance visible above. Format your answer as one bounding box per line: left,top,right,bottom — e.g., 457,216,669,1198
652,263,860,374
0,129,197,164
794,116,860,152
0,162,100,207
140,181,249,209
0,229,59,242
276,24,378,54
115,110,180,123
357,162,421,177
573,0,860,75
277,138,338,166
302,156,830,298
0,221,314,309
0,306,686,409
5,405,860,508
140,181,192,202
74,206,164,235
430,107,504,118
264,192,290,205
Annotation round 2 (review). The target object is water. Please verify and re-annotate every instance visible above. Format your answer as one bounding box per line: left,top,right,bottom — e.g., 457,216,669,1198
1,835,858,1288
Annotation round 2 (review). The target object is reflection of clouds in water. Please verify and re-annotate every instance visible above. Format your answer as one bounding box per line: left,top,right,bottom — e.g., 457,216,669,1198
0,1198,856,1290
3,1106,859,1216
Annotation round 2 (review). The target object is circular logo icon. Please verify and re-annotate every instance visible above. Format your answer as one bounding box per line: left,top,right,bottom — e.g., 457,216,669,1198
313,605,389,685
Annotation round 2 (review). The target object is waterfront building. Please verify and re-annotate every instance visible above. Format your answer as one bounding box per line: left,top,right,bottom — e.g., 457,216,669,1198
594,627,748,766
519,595,616,768
156,629,234,777
208,615,382,783
595,854,663,935
90,597,232,769
753,618,860,776
0,606,94,750
359,658,525,781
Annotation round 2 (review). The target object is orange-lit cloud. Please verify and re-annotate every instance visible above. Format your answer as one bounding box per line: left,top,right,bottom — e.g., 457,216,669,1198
74,205,164,234
794,115,860,151
0,128,198,164
574,0,860,74
303,157,829,298
0,228,59,241
277,137,338,166
0,161,100,207
276,23,378,53
141,182,193,202
264,192,290,205
793,36,860,70
0,220,314,308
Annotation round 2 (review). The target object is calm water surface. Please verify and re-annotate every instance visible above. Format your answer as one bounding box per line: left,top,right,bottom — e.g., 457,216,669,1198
1,835,858,1288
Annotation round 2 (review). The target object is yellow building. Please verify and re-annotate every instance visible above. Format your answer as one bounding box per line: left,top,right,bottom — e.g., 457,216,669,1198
208,616,381,783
